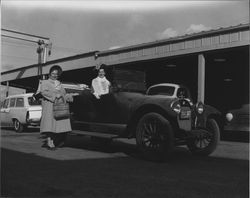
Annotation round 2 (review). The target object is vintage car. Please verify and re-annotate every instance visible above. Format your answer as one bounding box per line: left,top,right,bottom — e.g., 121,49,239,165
0,93,42,132
224,104,249,132
70,68,221,160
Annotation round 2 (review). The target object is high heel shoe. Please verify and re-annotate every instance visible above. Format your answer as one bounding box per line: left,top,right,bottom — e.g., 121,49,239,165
47,146,57,151
47,139,56,150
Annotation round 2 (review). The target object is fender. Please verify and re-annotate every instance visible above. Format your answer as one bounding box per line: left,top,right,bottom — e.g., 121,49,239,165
126,103,178,137
196,104,222,128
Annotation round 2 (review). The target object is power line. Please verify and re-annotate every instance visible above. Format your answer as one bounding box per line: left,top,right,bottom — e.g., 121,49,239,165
2,38,84,54
2,28,49,40
1,34,38,43
2,41,37,49
2,54,37,61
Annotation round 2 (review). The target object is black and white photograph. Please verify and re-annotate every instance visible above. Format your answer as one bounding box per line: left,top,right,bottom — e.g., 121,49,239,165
1,0,249,197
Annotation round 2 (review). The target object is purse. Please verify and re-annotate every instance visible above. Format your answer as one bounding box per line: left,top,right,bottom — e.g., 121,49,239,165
53,97,70,120
33,80,43,100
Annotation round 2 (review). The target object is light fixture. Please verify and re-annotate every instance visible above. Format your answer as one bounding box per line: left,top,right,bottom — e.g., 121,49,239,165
224,78,232,82
166,64,176,67
214,58,226,62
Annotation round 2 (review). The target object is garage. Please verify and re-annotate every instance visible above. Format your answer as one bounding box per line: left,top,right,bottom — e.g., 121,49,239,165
1,24,249,115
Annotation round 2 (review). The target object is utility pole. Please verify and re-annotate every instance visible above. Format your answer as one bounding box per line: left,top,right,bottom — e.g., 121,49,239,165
2,28,52,80
37,40,44,79
36,40,52,80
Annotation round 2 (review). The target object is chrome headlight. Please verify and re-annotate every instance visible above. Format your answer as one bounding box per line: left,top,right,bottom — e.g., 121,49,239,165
171,101,181,114
196,102,204,114
226,113,233,122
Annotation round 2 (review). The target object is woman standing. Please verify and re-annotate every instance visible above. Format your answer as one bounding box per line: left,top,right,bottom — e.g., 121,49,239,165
40,65,73,150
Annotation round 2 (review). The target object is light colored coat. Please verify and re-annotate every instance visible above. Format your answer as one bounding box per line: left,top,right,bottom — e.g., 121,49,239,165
40,79,72,133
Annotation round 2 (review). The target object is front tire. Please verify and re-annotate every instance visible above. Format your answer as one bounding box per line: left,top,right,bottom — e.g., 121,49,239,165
136,113,174,161
187,118,220,156
13,119,24,133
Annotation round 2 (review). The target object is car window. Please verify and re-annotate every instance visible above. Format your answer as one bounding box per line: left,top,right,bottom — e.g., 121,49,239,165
28,97,41,106
9,98,16,107
0,101,5,108
113,69,146,92
16,98,24,107
177,88,188,98
148,86,175,96
2,99,10,108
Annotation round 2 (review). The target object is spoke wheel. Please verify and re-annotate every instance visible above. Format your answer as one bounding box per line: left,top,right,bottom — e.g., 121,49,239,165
187,118,220,156
136,113,174,161
13,119,24,133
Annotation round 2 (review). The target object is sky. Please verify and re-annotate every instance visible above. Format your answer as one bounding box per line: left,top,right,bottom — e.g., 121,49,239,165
1,0,249,72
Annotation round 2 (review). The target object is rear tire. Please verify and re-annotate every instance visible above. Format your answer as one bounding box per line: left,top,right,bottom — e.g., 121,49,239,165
187,118,220,156
13,119,24,133
136,113,174,161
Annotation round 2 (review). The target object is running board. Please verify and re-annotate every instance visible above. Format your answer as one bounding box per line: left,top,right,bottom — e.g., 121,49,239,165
71,130,119,139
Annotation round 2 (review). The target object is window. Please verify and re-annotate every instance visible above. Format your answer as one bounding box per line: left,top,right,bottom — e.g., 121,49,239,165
9,98,16,107
148,86,175,96
177,88,188,98
16,98,24,107
2,99,10,108
28,97,41,106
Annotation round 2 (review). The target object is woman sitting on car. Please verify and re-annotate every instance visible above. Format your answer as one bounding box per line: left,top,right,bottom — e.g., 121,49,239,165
91,64,111,99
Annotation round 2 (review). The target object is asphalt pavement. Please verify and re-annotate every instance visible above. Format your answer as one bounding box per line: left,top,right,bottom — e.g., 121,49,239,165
1,128,249,198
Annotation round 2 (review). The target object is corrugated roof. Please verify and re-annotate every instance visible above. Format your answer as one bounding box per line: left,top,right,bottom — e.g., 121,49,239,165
1,23,249,75
97,23,249,55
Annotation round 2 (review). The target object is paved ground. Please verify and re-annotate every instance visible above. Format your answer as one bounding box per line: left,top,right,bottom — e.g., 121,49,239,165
1,128,249,198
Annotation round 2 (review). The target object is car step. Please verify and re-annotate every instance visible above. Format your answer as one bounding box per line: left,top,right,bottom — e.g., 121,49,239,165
71,130,119,139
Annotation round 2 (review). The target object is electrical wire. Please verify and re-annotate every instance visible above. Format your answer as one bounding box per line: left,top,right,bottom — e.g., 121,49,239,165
2,42,37,49
1,54,37,61
1,34,39,43
2,28,49,40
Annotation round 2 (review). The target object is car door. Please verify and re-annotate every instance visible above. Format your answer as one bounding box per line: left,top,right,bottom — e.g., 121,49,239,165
106,68,146,124
112,91,145,124
71,89,99,122
0,98,10,126
6,97,16,127
14,97,26,123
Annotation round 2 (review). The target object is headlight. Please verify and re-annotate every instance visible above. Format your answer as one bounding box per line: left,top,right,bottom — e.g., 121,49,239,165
226,113,233,122
171,101,181,114
196,102,204,114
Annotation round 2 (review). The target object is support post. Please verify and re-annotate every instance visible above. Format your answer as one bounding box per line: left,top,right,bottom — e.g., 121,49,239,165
37,40,44,80
198,54,205,103
6,81,9,97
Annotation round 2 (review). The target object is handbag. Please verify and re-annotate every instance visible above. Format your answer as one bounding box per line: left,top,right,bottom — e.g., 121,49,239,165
33,80,43,100
53,97,70,120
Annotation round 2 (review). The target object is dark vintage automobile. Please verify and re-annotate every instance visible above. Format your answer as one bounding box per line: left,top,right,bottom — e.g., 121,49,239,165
70,68,221,160
224,104,249,132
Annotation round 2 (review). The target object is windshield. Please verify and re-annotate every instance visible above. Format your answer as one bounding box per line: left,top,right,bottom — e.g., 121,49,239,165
177,88,189,98
148,86,175,96
28,97,41,106
113,69,146,92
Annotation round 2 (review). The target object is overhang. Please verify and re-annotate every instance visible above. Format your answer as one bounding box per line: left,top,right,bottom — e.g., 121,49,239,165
1,24,249,85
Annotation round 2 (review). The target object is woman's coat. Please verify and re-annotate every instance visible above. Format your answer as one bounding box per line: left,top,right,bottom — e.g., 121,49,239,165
40,79,72,133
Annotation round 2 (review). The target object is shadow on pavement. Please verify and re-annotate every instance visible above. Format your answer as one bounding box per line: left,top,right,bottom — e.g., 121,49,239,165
1,147,248,198
221,130,249,143
1,127,40,133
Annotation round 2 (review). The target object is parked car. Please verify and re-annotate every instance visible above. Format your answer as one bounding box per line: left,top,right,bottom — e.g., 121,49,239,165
70,68,221,161
0,93,42,132
224,104,249,132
